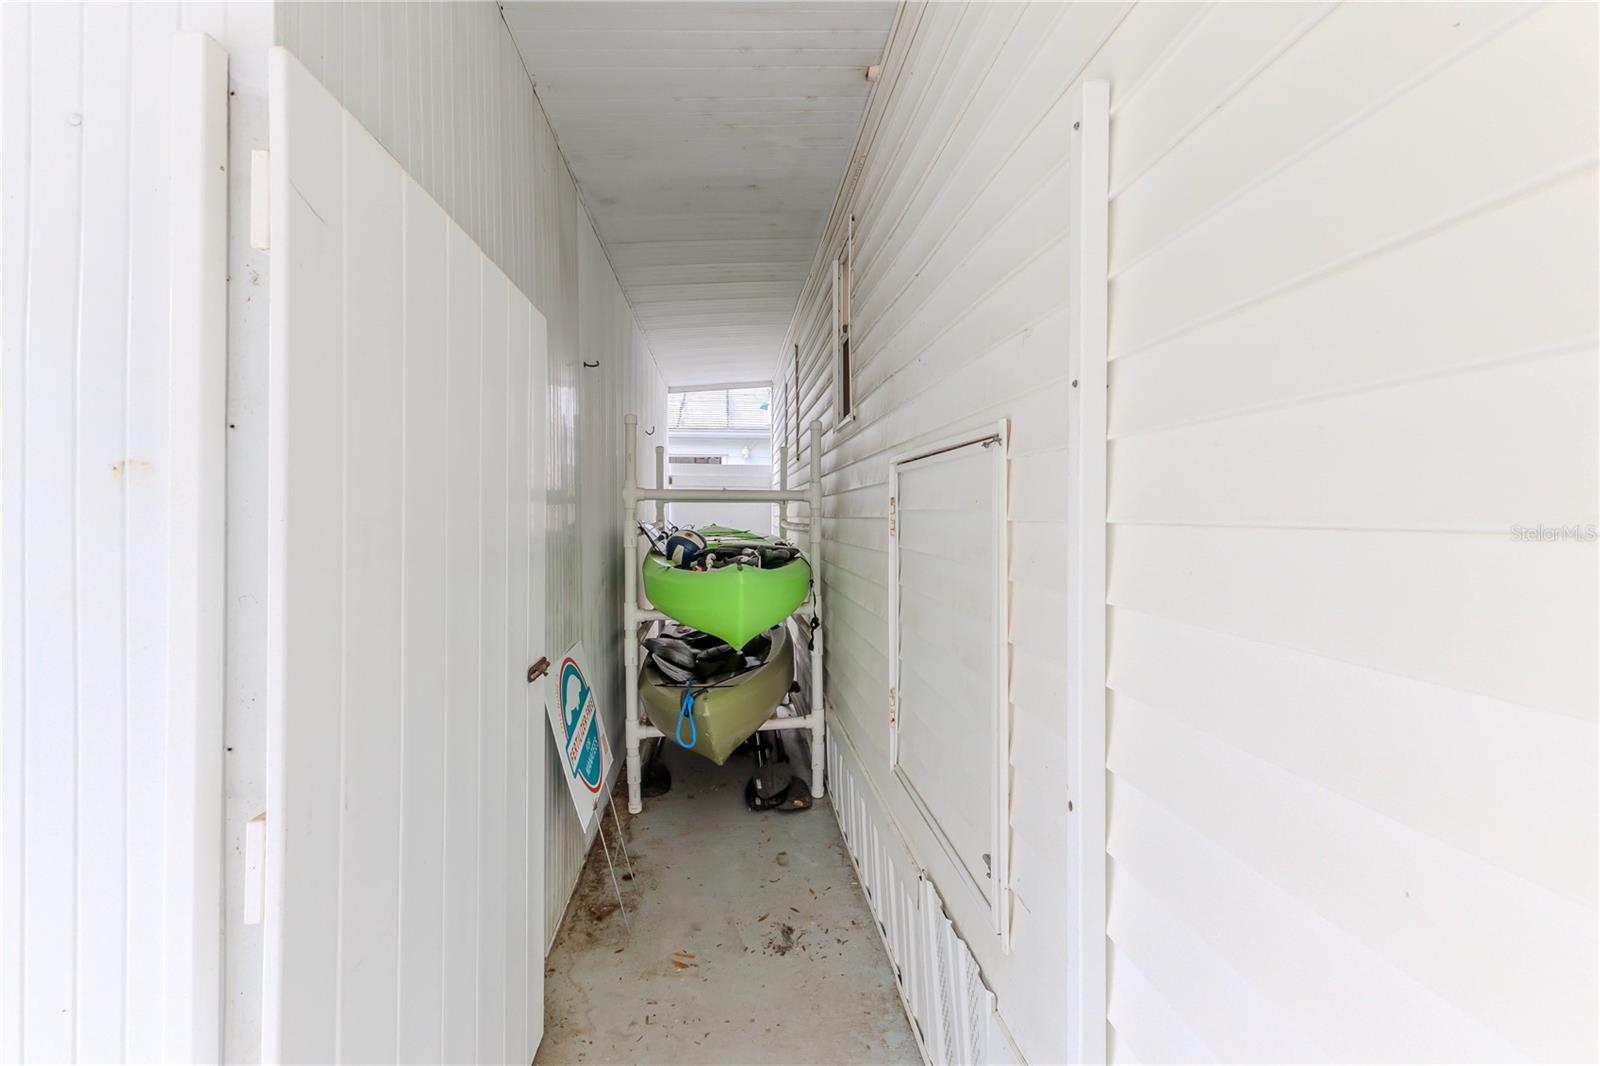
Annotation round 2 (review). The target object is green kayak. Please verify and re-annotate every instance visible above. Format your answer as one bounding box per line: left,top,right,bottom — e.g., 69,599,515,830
642,525,811,649
640,624,795,765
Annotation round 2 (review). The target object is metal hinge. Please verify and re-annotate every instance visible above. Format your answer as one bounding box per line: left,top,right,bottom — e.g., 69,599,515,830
888,686,896,726
888,495,896,537
243,813,267,925
527,657,551,683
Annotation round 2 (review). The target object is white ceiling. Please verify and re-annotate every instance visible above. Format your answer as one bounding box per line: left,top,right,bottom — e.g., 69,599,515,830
504,2,897,387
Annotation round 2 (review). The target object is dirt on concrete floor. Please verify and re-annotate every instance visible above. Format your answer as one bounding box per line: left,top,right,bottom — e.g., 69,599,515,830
535,745,919,1065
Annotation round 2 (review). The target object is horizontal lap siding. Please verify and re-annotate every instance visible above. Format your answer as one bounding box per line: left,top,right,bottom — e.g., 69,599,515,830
771,3,1599,1061
273,1,667,959
1103,4,1598,1063
775,4,1163,1060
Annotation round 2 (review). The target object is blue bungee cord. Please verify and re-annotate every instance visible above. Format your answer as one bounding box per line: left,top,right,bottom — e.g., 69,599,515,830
675,677,698,749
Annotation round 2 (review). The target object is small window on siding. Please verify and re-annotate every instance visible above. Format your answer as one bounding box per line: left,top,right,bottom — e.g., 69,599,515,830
887,423,1010,942
832,216,855,424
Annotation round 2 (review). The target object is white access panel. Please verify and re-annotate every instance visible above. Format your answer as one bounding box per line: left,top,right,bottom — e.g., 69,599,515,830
888,426,1011,940
264,48,547,1064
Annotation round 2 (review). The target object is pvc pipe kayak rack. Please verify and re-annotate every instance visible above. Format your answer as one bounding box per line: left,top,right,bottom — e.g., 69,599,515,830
622,414,826,814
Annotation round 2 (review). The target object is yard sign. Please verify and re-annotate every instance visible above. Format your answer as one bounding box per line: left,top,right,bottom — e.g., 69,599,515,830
546,642,612,834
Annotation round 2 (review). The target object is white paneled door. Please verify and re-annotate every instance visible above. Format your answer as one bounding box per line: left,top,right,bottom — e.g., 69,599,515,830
264,49,547,1064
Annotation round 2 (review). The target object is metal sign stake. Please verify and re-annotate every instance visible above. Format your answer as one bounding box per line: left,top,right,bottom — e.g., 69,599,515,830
607,787,637,884
596,813,630,936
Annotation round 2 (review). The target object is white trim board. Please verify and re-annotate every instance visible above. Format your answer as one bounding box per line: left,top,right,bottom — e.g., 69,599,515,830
667,380,773,394
164,31,230,1062
1063,79,1109,1066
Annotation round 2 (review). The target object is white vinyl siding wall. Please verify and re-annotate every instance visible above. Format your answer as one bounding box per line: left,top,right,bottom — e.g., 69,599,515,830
773,4,1095,1058
271,0,668,961
1100,4,1597,1062
772,2,1598,1063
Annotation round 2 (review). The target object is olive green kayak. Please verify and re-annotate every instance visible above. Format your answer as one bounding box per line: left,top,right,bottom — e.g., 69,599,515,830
642,525,811,649
640,624,795,765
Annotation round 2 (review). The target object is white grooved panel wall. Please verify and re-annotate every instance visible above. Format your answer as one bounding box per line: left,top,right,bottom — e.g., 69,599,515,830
263,48,547,1064
270,0,668,955
1,6,229,1062
275,0,542,301
774,2,1597,1062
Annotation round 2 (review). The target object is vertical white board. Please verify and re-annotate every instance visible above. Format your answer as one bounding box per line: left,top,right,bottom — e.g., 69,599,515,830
1064,79,1109,1066
1,11,228,1062
265,48,547,1063
395,177,450,1063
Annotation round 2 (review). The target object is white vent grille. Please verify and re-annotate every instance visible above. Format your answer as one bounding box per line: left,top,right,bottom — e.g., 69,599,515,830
828,726,1021,1065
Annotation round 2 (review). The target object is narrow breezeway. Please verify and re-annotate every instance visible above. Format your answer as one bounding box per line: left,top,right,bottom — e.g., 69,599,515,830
537,746,918,1065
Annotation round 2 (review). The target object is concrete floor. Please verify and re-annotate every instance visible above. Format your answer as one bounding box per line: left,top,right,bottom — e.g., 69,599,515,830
536,742,920,1065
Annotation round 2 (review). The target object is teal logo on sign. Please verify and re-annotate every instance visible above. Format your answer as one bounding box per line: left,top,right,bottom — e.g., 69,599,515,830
559,657,604,794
